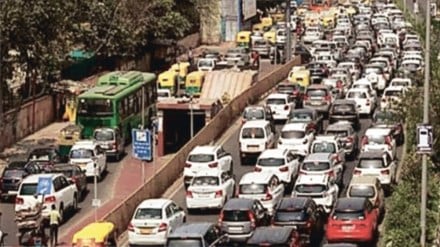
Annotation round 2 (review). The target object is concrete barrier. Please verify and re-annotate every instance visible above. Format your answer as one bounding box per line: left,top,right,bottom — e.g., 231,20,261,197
102,57,301,237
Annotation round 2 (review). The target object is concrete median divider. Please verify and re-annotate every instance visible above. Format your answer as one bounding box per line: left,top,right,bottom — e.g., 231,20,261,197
102,57,301,238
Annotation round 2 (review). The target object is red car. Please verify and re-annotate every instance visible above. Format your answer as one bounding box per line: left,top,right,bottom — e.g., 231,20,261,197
326,197,379,244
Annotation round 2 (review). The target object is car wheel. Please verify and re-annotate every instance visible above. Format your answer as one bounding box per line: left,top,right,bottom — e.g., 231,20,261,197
229,161,234,175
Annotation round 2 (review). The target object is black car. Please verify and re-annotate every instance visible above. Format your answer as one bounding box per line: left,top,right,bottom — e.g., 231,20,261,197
329,99,361,130
307,62,329,84
27,147,66,169
0,162,41,201
372,110,404,145
50,164,88,199
293,44,312,63
288,108,324,133
273,198,326,246
276,82,305,107
245,226,301,247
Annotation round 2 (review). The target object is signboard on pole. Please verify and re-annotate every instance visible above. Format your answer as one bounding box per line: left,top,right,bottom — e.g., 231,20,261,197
431,3,437,17
417,124,433,154
242,0,257,20
132,129,153,161
36,177,52,196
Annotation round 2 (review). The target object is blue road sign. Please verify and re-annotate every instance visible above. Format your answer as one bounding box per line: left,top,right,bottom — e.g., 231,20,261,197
132,128,153,161
36,177,52,196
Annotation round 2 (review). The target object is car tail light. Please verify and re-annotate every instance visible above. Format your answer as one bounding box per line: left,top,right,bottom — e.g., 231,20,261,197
366,99,371,106
293,90,299,96
111,141,117,149
127,222,135,232
215,190,223,198
306,219,312,229
279,166,289,172
218,211,224,225
185,163,192,168
248,211,257,229
307,122,316,131
208,162,218,168
303,95,309,101
324,95,332,102
361,136,369,146
44,196,56,203
336,80,343,88
381,169,390,175
354,169,362,175
158,222,168,232
186,190,193,198
255,166,262,172
235,186,240,197
327,170,335,177
71,176,78,184
15,197,24,205
284,105,290,110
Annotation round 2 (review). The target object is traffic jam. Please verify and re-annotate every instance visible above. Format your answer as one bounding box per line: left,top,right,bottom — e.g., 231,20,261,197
126,0,422,247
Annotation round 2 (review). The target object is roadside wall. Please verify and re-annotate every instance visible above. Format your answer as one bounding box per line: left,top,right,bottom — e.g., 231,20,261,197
0,96,54,152
102,57,301,237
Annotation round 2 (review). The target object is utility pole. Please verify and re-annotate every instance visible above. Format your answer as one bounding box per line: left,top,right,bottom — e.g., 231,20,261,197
420,0,431,245
285,0,292,61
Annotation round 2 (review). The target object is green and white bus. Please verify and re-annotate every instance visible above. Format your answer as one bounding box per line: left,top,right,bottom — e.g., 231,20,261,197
76,71,157,141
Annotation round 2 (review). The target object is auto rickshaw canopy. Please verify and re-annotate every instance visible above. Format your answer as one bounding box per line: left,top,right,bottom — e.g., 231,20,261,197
72,221,115,245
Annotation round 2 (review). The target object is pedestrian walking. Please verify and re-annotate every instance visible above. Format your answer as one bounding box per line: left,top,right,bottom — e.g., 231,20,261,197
49,204,62,247
251,50,260,70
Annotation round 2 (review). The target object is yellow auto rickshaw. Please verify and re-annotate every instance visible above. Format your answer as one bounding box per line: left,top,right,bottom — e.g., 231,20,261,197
252,23,264,33
261,17,273,29
263,30,276,44
321,14,335,29
271,13,285,23
72,221,117,247
236,31,252,49
288,68,310,88
185,71,205,97
170,62,190,79
58,124,82,156
157,70,179,95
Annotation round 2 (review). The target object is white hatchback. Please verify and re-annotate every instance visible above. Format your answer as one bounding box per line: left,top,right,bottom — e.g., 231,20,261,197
239,120,276,162
345,88,375,115
380,86,406,109
69,140,107,180
353,151,397,191
128,199,186,246
361,127,397,159
266,93,295,121
277,122,314,155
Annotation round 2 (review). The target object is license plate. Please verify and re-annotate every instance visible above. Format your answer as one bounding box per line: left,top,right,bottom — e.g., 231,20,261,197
140,228,153,235
248,147,260,152
342,226,354,231
198,193,211,198
230,226,243,231
311,101,321,105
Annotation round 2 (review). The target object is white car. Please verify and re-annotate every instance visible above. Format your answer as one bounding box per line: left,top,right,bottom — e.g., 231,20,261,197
277,123,315,155
128,199,186,246
338,62,362,80
302,27,323,44
363,67,387,91
197,58,216,72
255,148,302,189
380,86,406,109
361,127,397,159
184,145,233,188
69,140,107,180
292,174,339,213
315,52,338,68
389,77,413,88
157,89,172,101
400,59,423,72
239,120,276,163
15,174,78,221
299,152,344,186
186,170,235,211
238,171,285,215
351,78,377,99
345,88,375,115
266,93,295,121
353,151,397,192
276,29,287,44
370,57,393,81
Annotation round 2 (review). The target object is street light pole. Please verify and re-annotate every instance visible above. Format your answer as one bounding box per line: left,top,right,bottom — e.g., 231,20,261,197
420,0,431,245
94,164,98,222
286,0,292,61
190,96,194,139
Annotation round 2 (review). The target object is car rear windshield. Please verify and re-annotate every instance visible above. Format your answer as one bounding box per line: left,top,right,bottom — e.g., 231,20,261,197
349,185,376,198
93,129,114,141
274,208,307,222
333,210,365,220
223,210,251,221
241,128,265,139
240,184,267,194
307,89,327,97
384,90,402,96
302,162,330,171
290,112,313,121
281,130,305,139
277,85,296,92
374,112,396,123
167,239,202,247
187,154,215,163
52,169,75,177
19,183,38,196
358,158,385,168
244,109,265,120
333,104,355,112
4,169,25,177
192,176,219,186
326,130,348,137
347,91,367,99
70,149,93,159
295,184,327,193
267,98,286,105
258,158,285,166
312,142,336,153
134,208,162,220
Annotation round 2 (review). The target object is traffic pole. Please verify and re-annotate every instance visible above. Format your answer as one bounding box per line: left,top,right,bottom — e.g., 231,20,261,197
420,0,431,245
286,0,292,61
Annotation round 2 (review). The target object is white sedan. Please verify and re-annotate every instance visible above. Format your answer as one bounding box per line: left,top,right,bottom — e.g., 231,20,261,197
345,88,376,116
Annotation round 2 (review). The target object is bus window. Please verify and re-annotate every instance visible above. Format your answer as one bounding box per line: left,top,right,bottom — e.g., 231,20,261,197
118,101,126,119
78,99,113,117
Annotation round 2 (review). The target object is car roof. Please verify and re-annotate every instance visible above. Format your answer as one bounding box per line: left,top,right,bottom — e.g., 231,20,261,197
240,171,274,184
333,99,357,105
296,173,330,184
282,122,308,132
72,140,98,149
244,105,265,111
349,175,379,186
307,84,329,90
347,88,369,93
259,149,287,158
223,198,255,210
246,227,293,244
335,197,367,211
189,145,218,155
22,173,60,183
384,86,405,91
304,152,333,161
278,197,310,210
267,93,289,99
359,151,386,159
241,120,270,128
315,135,338,141
365,127,392,136
137,198,172,209
169,222,214,237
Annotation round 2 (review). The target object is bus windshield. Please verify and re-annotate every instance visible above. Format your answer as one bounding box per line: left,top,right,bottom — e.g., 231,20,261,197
78,99,113,117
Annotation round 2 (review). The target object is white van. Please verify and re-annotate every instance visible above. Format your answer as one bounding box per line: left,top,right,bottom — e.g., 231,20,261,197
239,120,276,164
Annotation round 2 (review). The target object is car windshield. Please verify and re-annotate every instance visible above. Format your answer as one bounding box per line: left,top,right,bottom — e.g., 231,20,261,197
333,210,365,220
333,104,355,112
277,85,296,92
167,239,202,247
391,81,409,87
307,89,327,97
78,99,113,117
198,60,213,67
358,158,385,168
4,169,25,177
384,90,402,97
70,149,93,159
187,154,215,163
301,161,330,171
312,142,336,153
244,109,265,120
365,67,382,74
254,40,267,45
374,112,396,123
290,112,313,122
281,130,305,139
326,130,348,137
267,98,286,105
223,210,250,221
274,208,307,222
29,153,51,162
134,208,162,220
347,91,367,99
94,129,114,141
295,184,327,193
19,183,38,196
349,185,376,197
52,169,75,178
258,158,285,166
192,176,219,186
240,184,267,194
401,63,419,70
241,128,265,139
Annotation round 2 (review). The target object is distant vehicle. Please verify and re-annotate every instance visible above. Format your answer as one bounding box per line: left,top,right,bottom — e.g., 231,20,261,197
197,58,216,72
69,140,107,181
49,164,87,199
157,88,172,101
93,127,125,161
371,110,404,145
241,105,275,128
27,147,65,169
239,120,276,164
288,108,324,134
0,162,41,201
325,122,359,160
